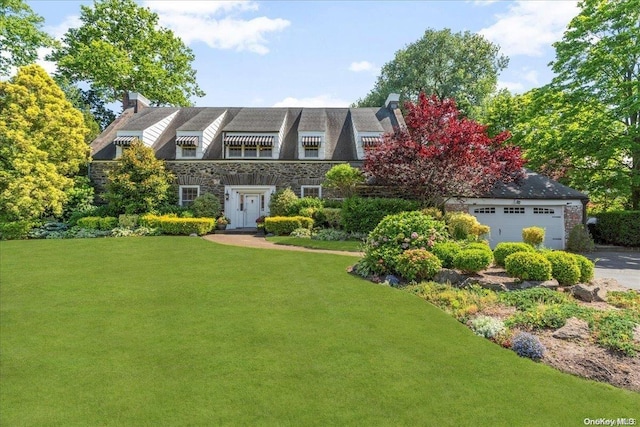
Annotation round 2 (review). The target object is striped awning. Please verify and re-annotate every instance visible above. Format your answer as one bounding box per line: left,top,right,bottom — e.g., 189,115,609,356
301,136,321,147
224,135,274,146
176,136,199,146
361,136,382,146
113,136,138,146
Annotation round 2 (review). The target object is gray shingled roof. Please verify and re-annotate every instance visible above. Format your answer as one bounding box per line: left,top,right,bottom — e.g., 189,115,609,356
223,108,288,132
350,108,385,132
488,169,588,200
120,107,180,130
177,108,228,131
298,109,327,132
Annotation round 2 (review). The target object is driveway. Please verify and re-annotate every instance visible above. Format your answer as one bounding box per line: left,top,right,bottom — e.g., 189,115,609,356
586,251,640,290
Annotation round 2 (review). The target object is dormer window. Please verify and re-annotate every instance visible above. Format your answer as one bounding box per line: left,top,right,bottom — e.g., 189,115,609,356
301,136,321,158
225,134,274,158
176,135,199,159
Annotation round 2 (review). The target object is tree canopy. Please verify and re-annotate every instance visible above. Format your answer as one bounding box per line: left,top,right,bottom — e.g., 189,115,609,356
0,0,54,76
0,65,90,230
354,28,508,115
363,93,524,206
550,0,640,209
49,0,204,111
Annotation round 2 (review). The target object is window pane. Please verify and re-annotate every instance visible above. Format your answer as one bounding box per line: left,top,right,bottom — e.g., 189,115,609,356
228,147,242,157
182,147,196,157
181,187,199,206
304,148,319,158
302,186,321,198
244,147,257,157
259,148,272,158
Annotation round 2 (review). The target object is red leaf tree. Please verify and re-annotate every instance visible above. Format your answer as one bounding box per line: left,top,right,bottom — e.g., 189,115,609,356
363,93,525,206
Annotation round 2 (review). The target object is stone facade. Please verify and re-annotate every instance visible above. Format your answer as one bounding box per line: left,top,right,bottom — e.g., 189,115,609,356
90,160,346,202
564,204,584,238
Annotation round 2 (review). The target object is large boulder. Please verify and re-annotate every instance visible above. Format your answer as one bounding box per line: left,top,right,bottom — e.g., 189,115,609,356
552,317,591,341
571,278,626,302
433,269,465,286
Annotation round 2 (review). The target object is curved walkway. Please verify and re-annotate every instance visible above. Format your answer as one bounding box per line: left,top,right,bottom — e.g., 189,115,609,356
202,234,362,257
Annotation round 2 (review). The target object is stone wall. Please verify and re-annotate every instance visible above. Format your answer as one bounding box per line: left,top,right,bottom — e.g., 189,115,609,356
90,160,346,201
564,204,584,237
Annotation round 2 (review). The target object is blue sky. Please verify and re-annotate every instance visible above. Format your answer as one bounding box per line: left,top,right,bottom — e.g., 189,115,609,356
28,0,579,109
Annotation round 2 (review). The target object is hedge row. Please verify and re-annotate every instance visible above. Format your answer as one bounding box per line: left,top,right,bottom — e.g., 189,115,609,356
140,214,214,235
592,211,640,247
76,216,118,230
264,216,314,235
341,197,422,234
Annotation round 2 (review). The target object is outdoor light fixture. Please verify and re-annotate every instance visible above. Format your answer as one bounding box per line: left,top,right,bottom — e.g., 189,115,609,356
225,191,230,201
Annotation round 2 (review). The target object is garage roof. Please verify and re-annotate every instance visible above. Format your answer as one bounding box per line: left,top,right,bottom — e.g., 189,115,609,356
489,169,588,200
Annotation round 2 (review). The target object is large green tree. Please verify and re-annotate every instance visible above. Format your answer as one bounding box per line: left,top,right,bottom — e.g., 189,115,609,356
48,0,204,111
0,0,54,76
355,28,508,115
0,65,90,234
551,0,640,209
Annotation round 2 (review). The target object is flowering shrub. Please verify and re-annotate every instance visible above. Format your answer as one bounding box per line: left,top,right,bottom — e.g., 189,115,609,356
453,249,493,273
544,251,581,285
431,241,462,268
470,315,505,338
396,249,442,282
511,332,545,360
361,211,448,274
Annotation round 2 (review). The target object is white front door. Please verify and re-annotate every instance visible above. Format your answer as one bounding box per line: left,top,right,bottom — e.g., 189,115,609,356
243,195,260,227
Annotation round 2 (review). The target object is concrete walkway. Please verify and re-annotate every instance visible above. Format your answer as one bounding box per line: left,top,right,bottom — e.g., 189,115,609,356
202,234,362,257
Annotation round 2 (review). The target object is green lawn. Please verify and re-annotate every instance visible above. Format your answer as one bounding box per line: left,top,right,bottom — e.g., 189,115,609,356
1,237,638,426
266,236,363,252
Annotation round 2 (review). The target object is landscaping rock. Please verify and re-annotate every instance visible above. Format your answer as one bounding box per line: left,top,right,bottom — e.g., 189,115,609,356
552,317,591,341
572,283,603,302
460,277,508,292
433,269,465,286
515,279,560,290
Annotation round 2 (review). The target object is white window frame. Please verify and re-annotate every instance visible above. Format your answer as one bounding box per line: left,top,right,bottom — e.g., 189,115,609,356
179,185,200,207
180,146,197,158
226,145,273,159
301,185,322,199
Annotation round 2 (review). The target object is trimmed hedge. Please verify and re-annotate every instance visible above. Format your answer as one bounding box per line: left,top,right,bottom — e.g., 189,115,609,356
76,216,118,231
544,251,581,286
493,242,535,267
140,214,214,235
264,216,314,236
592,211,640,247
453,249,493,274
505,252,553,281
341,197,422,234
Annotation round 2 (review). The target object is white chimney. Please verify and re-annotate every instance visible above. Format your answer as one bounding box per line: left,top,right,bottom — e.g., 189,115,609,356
128,92,150,113
385,93,400,110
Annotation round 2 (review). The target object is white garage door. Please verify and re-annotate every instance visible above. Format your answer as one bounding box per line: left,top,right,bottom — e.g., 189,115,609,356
470,206,565,249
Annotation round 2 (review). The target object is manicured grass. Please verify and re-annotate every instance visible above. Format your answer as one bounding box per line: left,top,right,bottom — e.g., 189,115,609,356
1,237,638,426
266,236,362,252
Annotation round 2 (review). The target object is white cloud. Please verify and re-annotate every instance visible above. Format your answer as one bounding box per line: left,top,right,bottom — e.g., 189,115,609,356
349,61,375,72
479,1,578,57
45,15,81,39
522,69,539,85
144,1,290,54
272,95,350,108
497,80,525,93
471,0,499,6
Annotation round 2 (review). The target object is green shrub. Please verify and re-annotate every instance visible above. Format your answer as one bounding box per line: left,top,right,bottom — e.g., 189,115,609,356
322,208,342,228
269,188,299,216
396,249,442,282
264,216,314,235
77,216,118,231
323,163,364,198
420,207,444,220
431,241,462,268
544,251,581,286
118,214,139,229
150,216,214,235
504,252,553,281
592,211,640,247
470,315,505,339
463,242,492,253
61,176,95,221
293,197,324,213
572,254,595,283
493,242,535,267
0,221,33,240
191,193,221,218
445,212,490,241
453,249,493,274
522,226,545,247
362,211,448,274
498,288,572,310
566,224,595,253
341,197,421,234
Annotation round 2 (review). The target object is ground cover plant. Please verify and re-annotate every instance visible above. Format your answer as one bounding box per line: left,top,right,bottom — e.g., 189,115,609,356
1,238,639,426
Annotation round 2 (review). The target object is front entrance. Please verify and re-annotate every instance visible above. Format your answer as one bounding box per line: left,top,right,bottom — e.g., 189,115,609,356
224,185,274,229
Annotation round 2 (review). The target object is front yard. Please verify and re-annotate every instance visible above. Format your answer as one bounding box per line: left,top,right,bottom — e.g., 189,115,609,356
1,237,638,425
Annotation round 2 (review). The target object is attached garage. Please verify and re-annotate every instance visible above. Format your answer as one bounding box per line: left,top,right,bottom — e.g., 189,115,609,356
446,170,588,250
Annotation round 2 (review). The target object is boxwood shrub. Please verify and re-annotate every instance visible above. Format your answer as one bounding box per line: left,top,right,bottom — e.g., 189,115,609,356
544,251,581,286
504,252,552,281
453,249,493,274
522,226,545,247
264,216,314,235
431,241,462,268
76,216,118,231
572,254,595,283
493,242,535,267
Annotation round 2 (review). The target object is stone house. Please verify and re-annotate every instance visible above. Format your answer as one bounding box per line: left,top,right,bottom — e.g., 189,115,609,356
89,93,587,248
